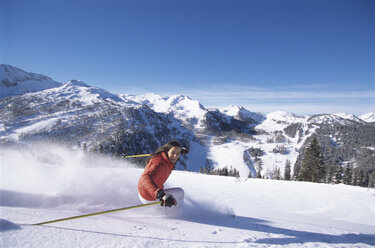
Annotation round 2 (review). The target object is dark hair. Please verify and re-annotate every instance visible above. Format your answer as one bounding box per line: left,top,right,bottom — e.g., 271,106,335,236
146,140,188,164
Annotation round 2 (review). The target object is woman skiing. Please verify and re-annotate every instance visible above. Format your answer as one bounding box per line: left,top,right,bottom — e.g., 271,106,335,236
138,140,188,207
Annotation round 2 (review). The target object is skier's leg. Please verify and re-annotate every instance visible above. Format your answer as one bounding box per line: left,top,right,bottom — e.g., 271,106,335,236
138,193,158,205
164,187,184,206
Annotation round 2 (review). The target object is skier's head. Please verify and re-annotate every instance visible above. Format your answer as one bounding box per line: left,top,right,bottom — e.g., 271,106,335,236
148,140,188,164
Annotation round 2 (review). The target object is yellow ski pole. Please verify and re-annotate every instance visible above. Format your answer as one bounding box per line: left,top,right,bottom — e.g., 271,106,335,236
122,154,151,158
33,201,161,226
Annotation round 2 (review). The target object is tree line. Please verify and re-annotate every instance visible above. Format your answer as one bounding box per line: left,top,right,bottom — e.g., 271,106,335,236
242,137,375,188
294,137,375,187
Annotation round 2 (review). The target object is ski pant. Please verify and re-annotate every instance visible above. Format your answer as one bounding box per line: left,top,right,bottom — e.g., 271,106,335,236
138,187,185,207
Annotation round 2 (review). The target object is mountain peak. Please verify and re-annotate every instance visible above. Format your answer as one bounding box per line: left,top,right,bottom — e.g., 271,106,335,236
359,112,375,123
0,64,53,86
65,80,90,87
333,112,363,122
167,94,205,109
124,93,207,126
0,64,62,99
307,113,365,125
220,105,266,124
267,110,298,120
220,105,242,114
58,80,123,103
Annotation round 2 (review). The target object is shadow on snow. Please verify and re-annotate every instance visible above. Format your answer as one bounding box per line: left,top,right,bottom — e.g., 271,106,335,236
177,198,375,246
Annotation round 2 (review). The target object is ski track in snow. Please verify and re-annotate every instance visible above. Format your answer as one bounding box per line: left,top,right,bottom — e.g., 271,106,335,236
1,145,375,248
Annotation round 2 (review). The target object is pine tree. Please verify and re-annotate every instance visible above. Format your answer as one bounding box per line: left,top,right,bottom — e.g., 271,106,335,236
234,168,240,178
326,165,335,184
358,169,366,187
284,160,291,180
316,156,327,183
334,166,343,184
222,167,229,176
297,137,326,183
256,159,263,178
343,163,353,185
368,170,375,188
352,168,359,186
272,167,282,180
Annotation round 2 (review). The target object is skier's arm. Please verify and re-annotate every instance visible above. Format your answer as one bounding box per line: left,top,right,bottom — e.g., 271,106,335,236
140,159,164,199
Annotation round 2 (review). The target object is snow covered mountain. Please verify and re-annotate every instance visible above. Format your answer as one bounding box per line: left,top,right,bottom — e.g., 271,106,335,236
360,112,375,123
1,65,374,179
0,66,200,172
307,113,366,125
124,93,208,129
219,105,266,124
0,64,62,99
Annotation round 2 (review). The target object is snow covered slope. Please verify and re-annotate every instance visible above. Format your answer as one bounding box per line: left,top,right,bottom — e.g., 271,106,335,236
360,112,375,123
53,80,124,104
1,145,375,247
0,65,62,99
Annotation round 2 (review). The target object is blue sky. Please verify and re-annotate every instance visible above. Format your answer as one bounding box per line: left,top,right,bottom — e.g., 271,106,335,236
1,0,374,115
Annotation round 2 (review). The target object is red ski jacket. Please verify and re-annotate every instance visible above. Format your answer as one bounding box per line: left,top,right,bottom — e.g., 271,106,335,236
138,152,175,201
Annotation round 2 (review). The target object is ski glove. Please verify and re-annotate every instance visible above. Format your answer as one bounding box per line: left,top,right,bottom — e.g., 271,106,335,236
157,190,177,207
